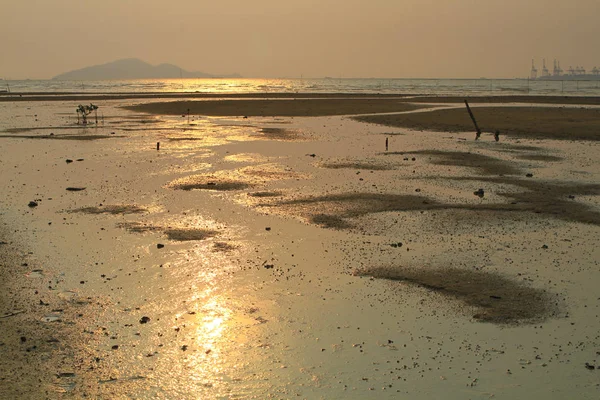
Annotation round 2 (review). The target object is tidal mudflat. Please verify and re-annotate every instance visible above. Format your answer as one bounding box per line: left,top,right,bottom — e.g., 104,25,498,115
1,95,599,399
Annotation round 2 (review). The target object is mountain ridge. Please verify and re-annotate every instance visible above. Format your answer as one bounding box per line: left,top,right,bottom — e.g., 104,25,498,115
52,58,241,80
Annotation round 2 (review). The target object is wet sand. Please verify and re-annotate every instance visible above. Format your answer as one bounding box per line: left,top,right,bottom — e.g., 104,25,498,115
355,107,600,141
1,95,600,399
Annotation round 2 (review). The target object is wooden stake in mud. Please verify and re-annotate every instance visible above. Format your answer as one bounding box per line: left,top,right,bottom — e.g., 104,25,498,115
464,100,482,140
157,142,160,151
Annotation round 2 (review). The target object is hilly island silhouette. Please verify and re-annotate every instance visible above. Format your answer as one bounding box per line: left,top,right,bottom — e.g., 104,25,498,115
52,58,241,80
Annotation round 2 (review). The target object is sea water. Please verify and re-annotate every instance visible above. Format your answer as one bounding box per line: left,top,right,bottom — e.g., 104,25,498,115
3,77,600,96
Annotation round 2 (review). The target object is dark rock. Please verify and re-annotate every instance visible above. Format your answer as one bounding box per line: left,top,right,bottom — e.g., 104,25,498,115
157,244,165,249
66,159,73,164
585,363,595,370
28,201,38,208
474,189,485,198
20,336,27,343
66,187,86,191
542,244,548,249
265,227,271,231
181,345,188,351
264,264,274,269
140,316,151,324
111,345,119,350
526,173,533,178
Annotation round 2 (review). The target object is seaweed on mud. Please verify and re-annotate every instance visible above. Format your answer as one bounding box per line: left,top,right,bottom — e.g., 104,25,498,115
514,154,563,162
448,176,600,226
164,228,218,241
254,127,302,141
266,173,600,230
70,205,148,215
310,214,354,229
169,176,253,191
385,150,521,176
247,191,283,198
117,222,219,241
354,266,559,325
320,160,395,171
273,193,438,218
212,242,238,252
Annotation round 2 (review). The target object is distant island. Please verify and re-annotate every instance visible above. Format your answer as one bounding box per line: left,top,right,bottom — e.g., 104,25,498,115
52,58,241,80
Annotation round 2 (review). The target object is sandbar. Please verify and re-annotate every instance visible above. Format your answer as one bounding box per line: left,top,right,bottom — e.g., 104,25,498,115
355,106,600,141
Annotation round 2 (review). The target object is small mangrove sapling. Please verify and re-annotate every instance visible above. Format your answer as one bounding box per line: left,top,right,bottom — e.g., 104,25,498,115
76,104,99,125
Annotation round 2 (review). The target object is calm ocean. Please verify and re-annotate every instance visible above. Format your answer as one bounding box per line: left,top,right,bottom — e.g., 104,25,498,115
2,78,600,96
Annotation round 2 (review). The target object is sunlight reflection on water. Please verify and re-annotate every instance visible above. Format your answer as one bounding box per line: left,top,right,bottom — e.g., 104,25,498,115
8,77,600,96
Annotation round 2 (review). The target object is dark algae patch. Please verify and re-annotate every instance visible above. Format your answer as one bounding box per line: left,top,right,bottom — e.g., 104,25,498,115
164,228,218,241
71,205,148,215
386,150,521,176
320,160,395,171
264,173,600,230
273,193,437,218
355,266,559,324
117,223,219,241
354,107,600,141
450,177,600,226
247,191,283,198
254,127,302,141
310,214,354,230
169,176,253,191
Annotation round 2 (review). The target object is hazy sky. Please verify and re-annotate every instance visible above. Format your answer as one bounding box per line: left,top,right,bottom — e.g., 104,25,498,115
1,0,598,79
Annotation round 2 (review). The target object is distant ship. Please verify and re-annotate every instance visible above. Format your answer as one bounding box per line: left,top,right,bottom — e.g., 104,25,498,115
530,59,600,80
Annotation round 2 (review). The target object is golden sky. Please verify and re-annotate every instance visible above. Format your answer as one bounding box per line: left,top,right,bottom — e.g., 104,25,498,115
1,0,598,79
